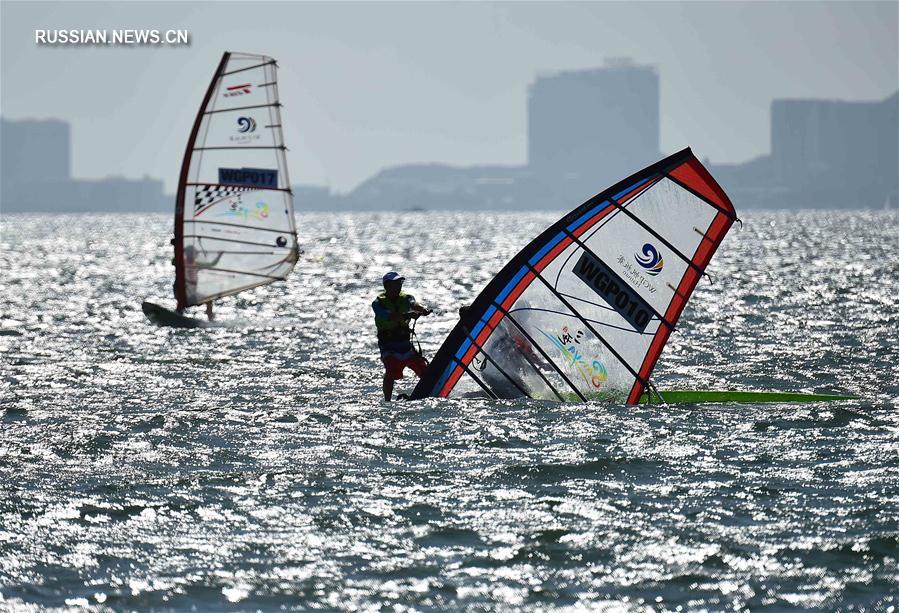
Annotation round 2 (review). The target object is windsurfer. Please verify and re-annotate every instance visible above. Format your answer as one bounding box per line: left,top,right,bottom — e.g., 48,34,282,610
372,271,432,401
172,243,218,320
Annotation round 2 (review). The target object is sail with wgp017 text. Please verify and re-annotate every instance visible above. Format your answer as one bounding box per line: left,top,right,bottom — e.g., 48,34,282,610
172,51,299,310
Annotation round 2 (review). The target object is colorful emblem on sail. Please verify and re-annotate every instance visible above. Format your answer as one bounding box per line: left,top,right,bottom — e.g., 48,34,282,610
635,243,664,276
539,327,608,389
219,200,269,220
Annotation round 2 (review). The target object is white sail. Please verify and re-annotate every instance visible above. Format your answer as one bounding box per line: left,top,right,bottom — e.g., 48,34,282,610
174,51,298,309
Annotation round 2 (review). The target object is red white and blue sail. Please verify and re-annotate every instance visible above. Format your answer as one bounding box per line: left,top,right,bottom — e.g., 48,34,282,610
174,51,298,310
411,148,737,404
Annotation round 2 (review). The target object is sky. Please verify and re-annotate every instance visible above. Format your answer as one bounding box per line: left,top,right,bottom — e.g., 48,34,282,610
1,1,896,194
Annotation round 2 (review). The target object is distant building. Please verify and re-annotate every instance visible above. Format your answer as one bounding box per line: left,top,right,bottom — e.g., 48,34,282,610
4,83,895,213
527,59,660,202
0,116,344,213
344,59,663,211
770,93,897,206
711,91,898,209
2,175,169,213
1,117,70,182
1,116,170,213
70,176,170,213
293,184,338,211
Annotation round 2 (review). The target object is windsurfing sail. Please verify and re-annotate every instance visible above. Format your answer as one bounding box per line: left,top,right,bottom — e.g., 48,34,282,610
173,51,299,310
410,148,737,404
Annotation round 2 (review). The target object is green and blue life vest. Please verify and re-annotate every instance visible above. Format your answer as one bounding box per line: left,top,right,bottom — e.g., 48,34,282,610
372,291,416,343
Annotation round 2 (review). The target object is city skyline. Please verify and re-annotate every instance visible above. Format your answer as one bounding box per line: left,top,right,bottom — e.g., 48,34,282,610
1,1,896,194
3,81,895,212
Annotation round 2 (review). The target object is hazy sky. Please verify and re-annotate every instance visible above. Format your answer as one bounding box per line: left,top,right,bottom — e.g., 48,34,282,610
2,1,896,193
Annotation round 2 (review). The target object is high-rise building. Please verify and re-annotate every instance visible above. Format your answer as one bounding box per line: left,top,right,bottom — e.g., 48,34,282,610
770,93,898,202
1,117,71,182
527,59,660,199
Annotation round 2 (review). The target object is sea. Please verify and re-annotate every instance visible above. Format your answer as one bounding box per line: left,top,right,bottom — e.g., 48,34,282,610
1,210,897,611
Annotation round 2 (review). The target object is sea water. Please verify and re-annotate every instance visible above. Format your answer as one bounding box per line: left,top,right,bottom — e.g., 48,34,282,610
0,211,897,610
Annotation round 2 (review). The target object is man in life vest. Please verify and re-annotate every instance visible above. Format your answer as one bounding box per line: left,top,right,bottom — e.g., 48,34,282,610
172,242,218,321
372,271,432,400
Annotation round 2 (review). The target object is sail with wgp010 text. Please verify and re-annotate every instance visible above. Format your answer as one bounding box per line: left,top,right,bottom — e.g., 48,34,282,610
411,148,738,404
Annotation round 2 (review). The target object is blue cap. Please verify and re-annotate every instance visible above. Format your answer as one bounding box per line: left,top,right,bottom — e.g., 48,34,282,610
382,271,405,283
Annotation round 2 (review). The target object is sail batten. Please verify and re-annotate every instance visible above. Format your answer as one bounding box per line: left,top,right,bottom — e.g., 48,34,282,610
221,60,277,77
411,148,736,404
174,51,298,309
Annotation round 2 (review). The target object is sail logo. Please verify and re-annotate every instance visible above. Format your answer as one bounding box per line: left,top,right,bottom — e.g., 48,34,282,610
635,243,664,276
224,83,252,97
539,328,608,389
237,117,256,133
231,117,260,143
616,255,658,294
219,200,269,221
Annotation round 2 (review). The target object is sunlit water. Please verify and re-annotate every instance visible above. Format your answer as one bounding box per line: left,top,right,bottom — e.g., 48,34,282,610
1,211,897,610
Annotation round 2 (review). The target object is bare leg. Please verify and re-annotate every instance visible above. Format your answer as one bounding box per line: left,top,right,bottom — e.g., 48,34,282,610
206,302,214,321
383,376,394,401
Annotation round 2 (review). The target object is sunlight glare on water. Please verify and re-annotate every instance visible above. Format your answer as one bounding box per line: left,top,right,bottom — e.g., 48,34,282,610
0,210,897,609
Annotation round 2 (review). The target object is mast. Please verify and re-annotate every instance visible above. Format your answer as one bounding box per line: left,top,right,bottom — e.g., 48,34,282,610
174,51,231,311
